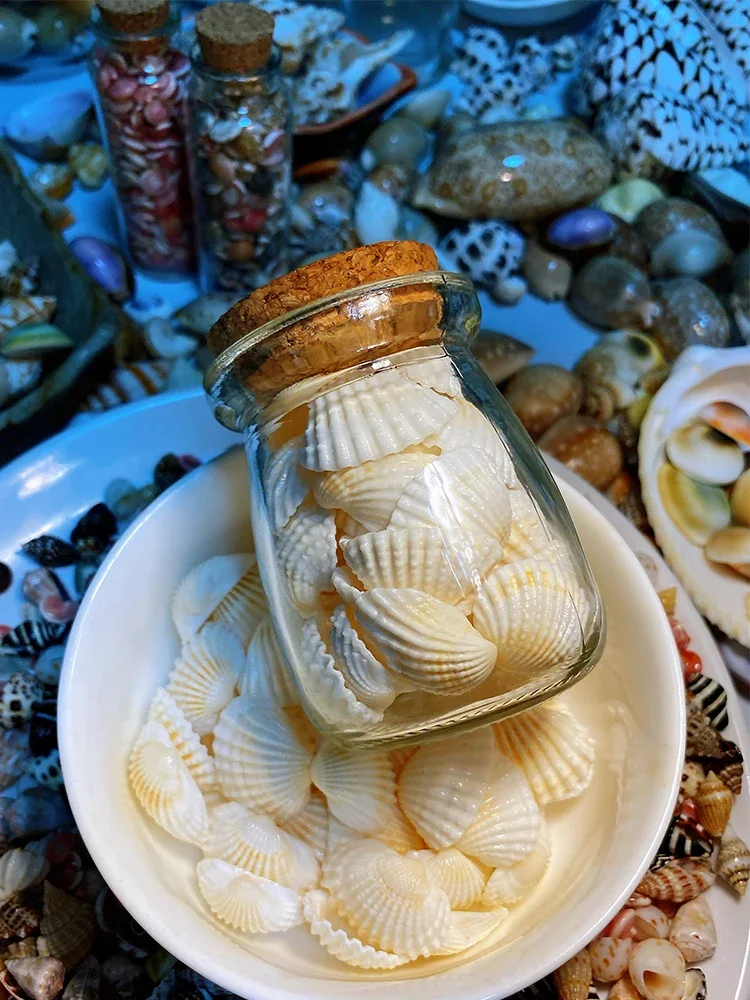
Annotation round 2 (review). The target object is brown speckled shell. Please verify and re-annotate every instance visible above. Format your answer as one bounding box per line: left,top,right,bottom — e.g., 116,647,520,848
553,948,592,1000
503,365,583,440
636,859,715,902
650,277,731,360
538,415,623,491
717,830,749,896
694,771,733,837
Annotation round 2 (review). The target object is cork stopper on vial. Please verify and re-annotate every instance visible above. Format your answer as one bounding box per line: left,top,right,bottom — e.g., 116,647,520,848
97,0,170,34
196,2,275,74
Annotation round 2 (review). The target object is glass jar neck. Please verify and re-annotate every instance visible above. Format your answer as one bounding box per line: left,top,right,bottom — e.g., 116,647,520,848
91,5,179,52
190,44,283,97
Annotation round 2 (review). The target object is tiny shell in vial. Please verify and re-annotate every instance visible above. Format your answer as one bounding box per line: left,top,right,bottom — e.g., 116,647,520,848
171,553,255,641
167,623,245,735
502,488,550,563
196,858,303,933
408,848,487,910
310,740,395,834
263,438,309,531
303,889,411,969
425,399,518,488
328,604,400,712
241,617,297,708
300,618,382,729
277,507,337,613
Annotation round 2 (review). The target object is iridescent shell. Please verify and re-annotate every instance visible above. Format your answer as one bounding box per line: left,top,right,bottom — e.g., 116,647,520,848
553,950,592,1000
241,617,297,708
37,883,94,970
694,770,733,837
310,741,395,834
300,618,382,728
502,488,551,563
431,908,508,956
302,888,410,969
628,939,686,1000
147,687,218,800
196,858,304,933
409,848,487,910
171,553,255,641
481,822,550,908
328,604,400,712
167,623,244,735
636,859,715,902
668,895,716,963
0,849,48,904
588,936,634,983
716,825,749,896
280,790,329,861
264,438,309,531
277,507,337,613
493,703,596,806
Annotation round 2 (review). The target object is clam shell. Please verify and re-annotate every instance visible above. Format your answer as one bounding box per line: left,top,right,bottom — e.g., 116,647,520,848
172,553,255,641
694,770,733,837
280,790,329,861
311,741,395,834
355,587,497,695
628,939,685,1000
277,507,337,613
0,849,48,904
502,488,551,562
241,617,297,708
213,696,312,822
430,908,508,956
665,419,744,485
374,807,425,854
493,703,595,806
167,623,245,736
408,848,487,910
128,720,209,846
36,884,94,971
716,825,749,896
328,604,400,712
553,949,592,1000
303,889,410,969
636,859,715,903
264,438,309,531
147,687,218,799
196,857,304,933
668,894,716,963
456,754,541,867
424,399,518,488
588,936,634,983
401,357,463,400
481,822,550,908
303,369,456,472
300,617,382,728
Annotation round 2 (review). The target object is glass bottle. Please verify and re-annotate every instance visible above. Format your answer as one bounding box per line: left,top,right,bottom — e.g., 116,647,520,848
205,242,605,750
188,3,291,293
89,0,195,277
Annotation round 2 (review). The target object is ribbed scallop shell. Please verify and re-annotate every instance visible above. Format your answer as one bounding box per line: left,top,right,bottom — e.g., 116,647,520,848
354,588,497,695
336,512,369,540
431,908,509,956
277,507,337,613
324,815,363,880
240,617,297,708
212,563,268,650
280,790,329,861
300,618,382,728
456,754,541,867
328,604,400,712
481,822,551,907
426,400,518,489
401,356,463,400
389,447,513,548
502,488,550,562
303,369,457,472
327,838,452,959
314,450,434,532
196,857,303,933
409,849,487,910
331,566,365,604
167,623,244,736
390,746,417,777
375,807,425,854
147,687,218,799
398,728,494,849
205,801,294,883
128,720,209,846
213,696,312,822
0,849,48,903
172,553,254,641
264,438,309,531
493,703,596,805
303,889,411,969
311,741,396,834
474,558,585,675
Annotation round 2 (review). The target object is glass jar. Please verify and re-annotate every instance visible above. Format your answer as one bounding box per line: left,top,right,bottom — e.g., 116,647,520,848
89,0,195,277
205,243,604,749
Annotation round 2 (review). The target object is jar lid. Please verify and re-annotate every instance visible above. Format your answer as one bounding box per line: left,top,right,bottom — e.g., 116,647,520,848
97,0,170,33
196,2,274,74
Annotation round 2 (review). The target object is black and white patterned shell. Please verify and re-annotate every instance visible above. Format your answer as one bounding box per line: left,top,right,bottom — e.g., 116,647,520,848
452,24,509,87
687,672,729,730
439,221,526,305
698,0,750,76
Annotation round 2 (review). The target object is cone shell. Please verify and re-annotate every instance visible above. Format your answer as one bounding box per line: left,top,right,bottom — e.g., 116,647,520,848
311,741,395,834
264,438,309,531
717,826,749,896
303,889,410,969
171,553,254,641
502,488,551,562
0,849,48,903
456,754,541,867
213,696,312,822
196,857,304,933
328,604,400,712
300,618,382,728
694,771,733,837
668,895,716,963
408,849,487,910
628,939,685,1000
431,908,508,956
636,859,715,903
481,823,550,908
167,623,244,735
277,507,337,613
553,949,592,1000
493,704,595,805
354,587,497,695
147,687,219,800
398,728,494,849
425,398,518,488
374,807,425,854
401,356,463,400
241,617,297,708
303,369,456,472
128,720,209,846
588,936,634,983
608,974,641,1000
37,884,94,969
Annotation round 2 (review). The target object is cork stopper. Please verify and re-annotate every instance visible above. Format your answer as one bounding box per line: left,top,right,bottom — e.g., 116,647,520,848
97,0,170,33
196,2,274,74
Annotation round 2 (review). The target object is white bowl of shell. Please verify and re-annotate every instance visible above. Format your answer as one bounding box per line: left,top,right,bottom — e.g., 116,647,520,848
59,445,685,1000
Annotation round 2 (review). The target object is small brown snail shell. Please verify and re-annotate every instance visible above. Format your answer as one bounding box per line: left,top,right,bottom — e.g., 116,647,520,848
538,414,624,491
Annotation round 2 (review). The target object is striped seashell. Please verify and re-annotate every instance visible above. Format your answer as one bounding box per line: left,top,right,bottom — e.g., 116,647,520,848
608,975,641,1000
668,894,716,963
171,554,254,642
694,771,733,837
686,673,728,730
632,904,670,942
374,806,425,854
408,849,487,910
716,825,749,896
553,948,592,1000
659,820,712,860
147,688,218,799
300,617,382,728
502,487,550,562
167,623,244,736
481,821,550,908
263,438,309,531
196,858,304,933
303,369,456,471
679,761,706,801
431,908,508,956
328,604,401,712
302,888,410,969
311,741,395,834
0,894,41,940
628,938,685,1000
37,884,94,969
280,790,329,861
588,936,633,983
0,850,48,904
277,507,337,613
80,360,169,412
682,967,707,1000
636,858,715,902
0,620,67,655
240,617,297,708
401,356,464,400
718,760,744,795
425,398,518,488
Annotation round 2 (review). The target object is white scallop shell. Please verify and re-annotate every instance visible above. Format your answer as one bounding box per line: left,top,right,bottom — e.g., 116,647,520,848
303,369,457,471
213,696,312,821
481,820,551,907
326,838,452,959
205,801,295,883
336,512,369,540
300,618,382,728
280,790,329,861
456,754,541,867
389,446,513,548
147,687,218,799
426,399,518,488
331,565,365,604
329,604,400,712
398,728,494,849
128,720,209,846
0,849,49,903
277,507,337,613
401,356,464,399
374,807,425,854
324,815,363,881
196,857,304,933
390,746,417,778
311,741,396,834
354,587,497,694
172,553,254,641
264,438,309,531
240,617,297,707
431,908,509,956
166,623,245,736
314,450,434,531
214,562,268,649
473,557,585,675
409,849,487,910
303,889,411,969
493,703,596,805
502,488,551,562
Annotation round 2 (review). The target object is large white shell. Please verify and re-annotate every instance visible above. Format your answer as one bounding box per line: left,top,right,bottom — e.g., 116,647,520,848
147,687,218,800
398,728,494,849
493,703,596,805
328,604,400,712
311,741,396,834
502,488,551,562
426,399,518,489
409,849,487,910
401,356,464,400
481,820,551,907
172,553,254,641
303,369,457,471
213,696,312,821
280,790,329,861
0,849,49,903
197,857,304,933
277,507,337,613
240,617,297,707
326,838,452,959
303,889,411,969
167,623,245,735
128,720,209,846
314,450,434,531
374,807,425,854
300,618,382,728
456,754,541,867
264,438,309,531
431,908,509,956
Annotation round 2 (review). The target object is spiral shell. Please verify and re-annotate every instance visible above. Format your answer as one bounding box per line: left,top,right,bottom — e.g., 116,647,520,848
588,936,634,983
717,825,749,896
280,790,329,861
668,894,716,963
408,849,487,910
277,507,337,613
682,968,707,1000
167,623,244,736
37,884,94,970
431,908,509,956
628,939,685,1000
481,822,550,908
694,770,733,837
300,618,382,728
303,888,410,969
196,858,304,933
311,741,396,834
241,617,297,708
171,553,254,641
632,905,670,941
553,949,592,1000
636,859,715,903
686,673,728,731
264,438,309,531
328,604,400,712
425,399,518,488
146,687,218,800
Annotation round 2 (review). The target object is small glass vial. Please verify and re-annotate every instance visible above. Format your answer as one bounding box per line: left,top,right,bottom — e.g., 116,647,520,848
189,3,291,293
90,0,195,277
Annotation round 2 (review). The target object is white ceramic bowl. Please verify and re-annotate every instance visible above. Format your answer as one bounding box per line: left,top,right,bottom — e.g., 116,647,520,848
59,446,685,1000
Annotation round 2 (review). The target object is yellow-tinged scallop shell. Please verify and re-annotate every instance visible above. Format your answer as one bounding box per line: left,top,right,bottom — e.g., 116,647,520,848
431,908,509,956
300,618,383,728
147,687,218,800
211,561,268,649
324,816,363,881
277,507,337,613
481,821,550,907
502,488,551,562
167,623,245,736
409,849,487,910
401,356,464,399
213,696,312,822
354,587,497,695
493,703,595,805
196,857,304,933
205,801,295,883
329,604,401,712
425,399,518,488
398,728,494,849
326,838,452,959
263,438,309,531
303,369,457,471
374,806,425,854
128,720,209,846
314,450,434,532
280,790,329,861
311,741,396,834
456,754,541,867
241,617,297,707
331,565,365,604
171,553,255,641
303,889,411,969
337,512,369,540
